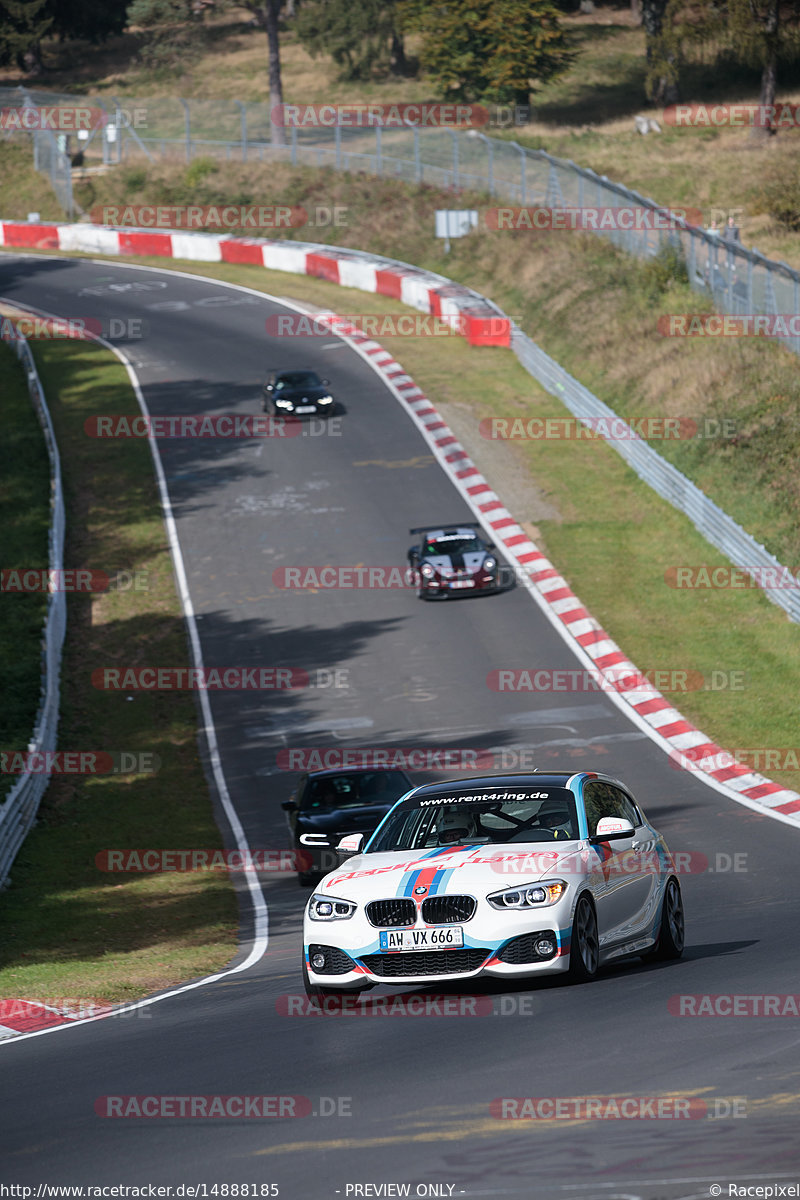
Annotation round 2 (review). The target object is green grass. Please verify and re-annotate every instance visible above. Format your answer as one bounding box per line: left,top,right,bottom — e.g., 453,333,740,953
0,337,50,799
0,337,238,1004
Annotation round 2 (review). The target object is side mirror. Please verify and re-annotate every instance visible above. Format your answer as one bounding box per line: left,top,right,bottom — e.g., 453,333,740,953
281,800,297,812
322,378,330,386
265,383,274,391
407,546,419,564
591,817,635,843
336,833,364,861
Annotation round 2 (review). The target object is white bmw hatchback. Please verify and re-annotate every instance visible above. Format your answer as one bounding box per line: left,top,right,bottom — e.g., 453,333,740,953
302,772,685,999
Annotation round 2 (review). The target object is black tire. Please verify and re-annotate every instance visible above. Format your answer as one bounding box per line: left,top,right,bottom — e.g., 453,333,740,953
568,894,600,982
646,876,685,961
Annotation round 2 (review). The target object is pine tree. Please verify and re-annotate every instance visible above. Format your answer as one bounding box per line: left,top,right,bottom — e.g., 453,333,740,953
0,0,52,72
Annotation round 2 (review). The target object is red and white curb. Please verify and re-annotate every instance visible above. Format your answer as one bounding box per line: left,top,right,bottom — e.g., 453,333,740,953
0,999,106,1038
1,220,798,837
314,313,800,825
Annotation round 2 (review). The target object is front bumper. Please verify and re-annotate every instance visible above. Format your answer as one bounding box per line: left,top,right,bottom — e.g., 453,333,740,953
304,905,573,988
420,570,500,598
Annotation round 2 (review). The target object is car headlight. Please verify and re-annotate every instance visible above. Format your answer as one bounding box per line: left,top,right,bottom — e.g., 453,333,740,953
420,563,435,579
308,893,356,921
317,395,333,404
483,556,496,572
275,398,293,408
487,880,567,909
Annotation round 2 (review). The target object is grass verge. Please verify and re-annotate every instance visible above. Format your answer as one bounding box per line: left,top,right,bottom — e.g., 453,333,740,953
0,334,238,1004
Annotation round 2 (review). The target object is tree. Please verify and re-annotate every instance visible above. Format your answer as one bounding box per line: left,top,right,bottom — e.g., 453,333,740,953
642,0,680,105
126,0,209,69
729,0,781,139
293,0,411,80
239,0,287,146
0,0,52,73
400,0,573,107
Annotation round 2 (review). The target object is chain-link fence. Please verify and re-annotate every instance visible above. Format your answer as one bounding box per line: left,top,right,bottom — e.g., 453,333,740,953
0,87,74,217
3,87,800,355
0,316,66,888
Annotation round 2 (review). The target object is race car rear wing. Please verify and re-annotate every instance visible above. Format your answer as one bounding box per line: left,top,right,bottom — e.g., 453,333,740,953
409,522,484,535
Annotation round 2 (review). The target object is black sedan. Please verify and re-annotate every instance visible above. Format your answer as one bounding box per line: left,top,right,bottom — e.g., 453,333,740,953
282,768,414,884
407,522,502,599
262,369,335,417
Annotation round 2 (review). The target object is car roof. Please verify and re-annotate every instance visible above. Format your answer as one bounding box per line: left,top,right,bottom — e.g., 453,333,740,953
305,767,412,780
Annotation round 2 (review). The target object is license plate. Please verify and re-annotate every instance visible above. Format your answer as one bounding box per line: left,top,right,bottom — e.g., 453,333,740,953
379,927,464,952
294,405,316,413
449,579,475,589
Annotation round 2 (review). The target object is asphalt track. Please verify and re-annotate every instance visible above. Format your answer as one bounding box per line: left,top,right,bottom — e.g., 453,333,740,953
1,253,799,1200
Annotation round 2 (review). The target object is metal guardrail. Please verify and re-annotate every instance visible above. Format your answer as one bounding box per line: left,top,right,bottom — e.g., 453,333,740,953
512,327,800,623
0,319,66,887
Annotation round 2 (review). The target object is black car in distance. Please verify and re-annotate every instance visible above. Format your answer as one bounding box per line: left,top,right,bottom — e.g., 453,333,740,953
282,768,414,884
262,369,335,417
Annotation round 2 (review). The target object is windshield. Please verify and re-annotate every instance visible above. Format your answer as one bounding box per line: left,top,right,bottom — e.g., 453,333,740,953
275,371,322,390
367,786,579,852
425,535,483,556
300,772,410,811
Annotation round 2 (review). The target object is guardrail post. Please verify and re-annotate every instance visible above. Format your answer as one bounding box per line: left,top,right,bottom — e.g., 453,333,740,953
516,144,526,204
291,124,297,166
452,132,459,189
335,120,342,170
375,125,382,175
414,127,421,182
